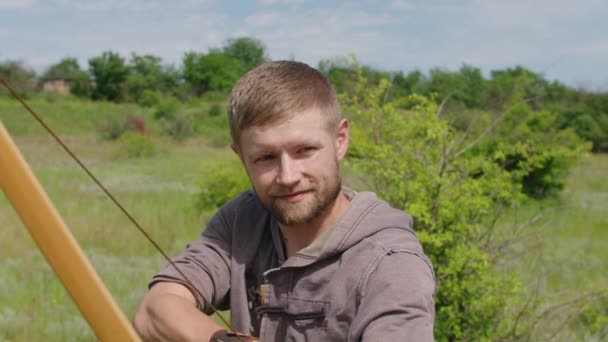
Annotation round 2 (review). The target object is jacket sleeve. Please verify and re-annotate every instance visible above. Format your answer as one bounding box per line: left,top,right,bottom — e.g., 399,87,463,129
149,207,233,314
355,249,436,342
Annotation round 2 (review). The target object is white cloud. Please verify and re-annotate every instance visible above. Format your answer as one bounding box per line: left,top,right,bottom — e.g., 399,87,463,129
234,5,408,69
244,11,282,28
0,0,36,9
5,9,227,72
257,0,304,6
52,0,215,11
389,0,413,10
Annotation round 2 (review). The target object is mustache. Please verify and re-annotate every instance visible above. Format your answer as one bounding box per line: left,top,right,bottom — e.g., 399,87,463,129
269,186,315,198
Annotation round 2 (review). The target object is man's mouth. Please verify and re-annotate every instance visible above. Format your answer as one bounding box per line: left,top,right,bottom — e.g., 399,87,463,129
274,190,311,202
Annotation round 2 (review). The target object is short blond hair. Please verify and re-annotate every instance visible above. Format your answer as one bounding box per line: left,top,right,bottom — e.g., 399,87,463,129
227,61,340,145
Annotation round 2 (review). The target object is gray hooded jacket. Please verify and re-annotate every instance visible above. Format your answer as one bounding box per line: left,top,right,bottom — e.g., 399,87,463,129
151,189,436,341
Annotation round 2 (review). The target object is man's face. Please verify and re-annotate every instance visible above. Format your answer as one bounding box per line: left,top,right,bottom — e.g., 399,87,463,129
235,106,349,226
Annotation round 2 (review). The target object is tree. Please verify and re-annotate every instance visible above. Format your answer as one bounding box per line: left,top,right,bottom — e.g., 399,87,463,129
123,53,179,103
485,66,548,110
391,69,428,98
318,55,391,96
457,64,486,108
182,50,245,95
0,60,37,95
222,37,268,71
43,57,91,97
88,51,129,101
43,58,81,80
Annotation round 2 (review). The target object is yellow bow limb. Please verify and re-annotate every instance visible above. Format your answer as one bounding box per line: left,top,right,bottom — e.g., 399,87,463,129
0,120,140,342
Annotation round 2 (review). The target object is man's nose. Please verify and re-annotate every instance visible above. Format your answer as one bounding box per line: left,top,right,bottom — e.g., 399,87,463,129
276,155,301,186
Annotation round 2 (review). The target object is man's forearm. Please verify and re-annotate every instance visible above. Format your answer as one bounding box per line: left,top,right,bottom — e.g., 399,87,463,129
134,287,224,342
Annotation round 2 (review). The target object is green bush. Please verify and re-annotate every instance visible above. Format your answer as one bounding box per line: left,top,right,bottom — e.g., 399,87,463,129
98,116,127,141
139,89,162,107
116,132,155,158
194,157,250,211
153,96,179,120
340,63,584,340
160,112,194,141
208,102,222,117
578,295,608,336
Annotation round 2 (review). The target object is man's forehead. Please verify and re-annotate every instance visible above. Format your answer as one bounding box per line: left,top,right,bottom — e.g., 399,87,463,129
240,119,329,151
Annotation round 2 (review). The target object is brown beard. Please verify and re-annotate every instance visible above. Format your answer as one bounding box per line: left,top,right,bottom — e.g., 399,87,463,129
258,163,342,226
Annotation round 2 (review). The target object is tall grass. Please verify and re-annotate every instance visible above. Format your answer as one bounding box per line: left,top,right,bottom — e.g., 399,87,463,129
498,154,608,340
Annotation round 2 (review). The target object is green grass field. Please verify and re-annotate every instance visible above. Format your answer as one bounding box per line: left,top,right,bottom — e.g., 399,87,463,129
498,154,608,340
0,96,606,341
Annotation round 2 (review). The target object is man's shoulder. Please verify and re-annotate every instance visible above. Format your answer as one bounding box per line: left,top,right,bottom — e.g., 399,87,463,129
207,190,270,233
346,191,416,238
217,189,262,217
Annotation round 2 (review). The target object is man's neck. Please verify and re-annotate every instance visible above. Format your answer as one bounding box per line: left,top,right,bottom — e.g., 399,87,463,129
279,192,351,258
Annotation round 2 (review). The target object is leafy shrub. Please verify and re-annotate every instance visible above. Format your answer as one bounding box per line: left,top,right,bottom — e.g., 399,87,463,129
208,102,222,117
160,112,194,141
116,132,155,158
480,106,590,199
98,114,146,140
139,89,162,107
98,116,127,141
194,157,250,211
340,63,584,340
578,295,608,337
153,96,179,120
197,114,231,147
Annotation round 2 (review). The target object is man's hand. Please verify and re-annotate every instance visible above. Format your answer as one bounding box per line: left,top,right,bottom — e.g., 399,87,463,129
134,282,224,342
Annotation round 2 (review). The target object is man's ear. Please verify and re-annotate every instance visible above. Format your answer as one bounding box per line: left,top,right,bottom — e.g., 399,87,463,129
231,143,246,164
336,118,349,161
231,143,240,157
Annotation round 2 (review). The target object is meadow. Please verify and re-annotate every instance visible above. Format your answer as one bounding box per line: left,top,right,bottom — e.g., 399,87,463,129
0,96,606,341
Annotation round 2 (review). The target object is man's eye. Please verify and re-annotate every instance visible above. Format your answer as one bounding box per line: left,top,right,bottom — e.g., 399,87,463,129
298,146,316,154
256,155,274,163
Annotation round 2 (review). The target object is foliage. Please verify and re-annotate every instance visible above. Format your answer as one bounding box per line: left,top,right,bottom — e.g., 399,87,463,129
183,51,245,95
43,58,81,81
194,156,250,211
222,37,268,71
208,103,222,117
88,51,129,101
116,132,155,158
98,114,146,141
123,53,180,104
98,115,127,141
341,61,586,340
139,89,163,107
160,111,194,141
153,96,180,120
427,64,486,108
318,55,390,96
43,57,92,97
182,102,232,147
578,295,608,337
470,104,590,199
0,60,37,96
69,71,92,98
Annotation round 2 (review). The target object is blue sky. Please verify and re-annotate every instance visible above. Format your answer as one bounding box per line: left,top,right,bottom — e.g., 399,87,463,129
1,0,607,90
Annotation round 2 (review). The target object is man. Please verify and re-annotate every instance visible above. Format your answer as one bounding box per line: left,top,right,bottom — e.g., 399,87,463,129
134,61,436,341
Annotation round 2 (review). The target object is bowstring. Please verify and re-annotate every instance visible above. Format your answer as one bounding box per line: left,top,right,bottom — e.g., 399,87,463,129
0,78,245,337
